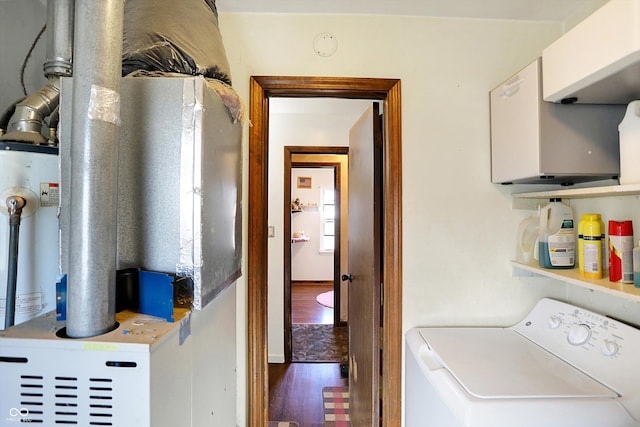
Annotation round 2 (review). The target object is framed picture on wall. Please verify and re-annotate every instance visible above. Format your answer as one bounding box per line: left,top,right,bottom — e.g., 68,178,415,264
297,176,312,188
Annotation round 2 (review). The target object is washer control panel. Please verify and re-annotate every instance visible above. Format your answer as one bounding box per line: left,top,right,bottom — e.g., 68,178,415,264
511,298,640,401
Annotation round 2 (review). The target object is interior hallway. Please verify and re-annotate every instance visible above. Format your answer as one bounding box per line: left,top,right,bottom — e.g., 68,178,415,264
269,281,346,426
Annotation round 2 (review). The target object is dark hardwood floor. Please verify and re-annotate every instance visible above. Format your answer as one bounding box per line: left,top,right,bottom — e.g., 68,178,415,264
269,363,347,426
269,281,344,426
291,281,333,325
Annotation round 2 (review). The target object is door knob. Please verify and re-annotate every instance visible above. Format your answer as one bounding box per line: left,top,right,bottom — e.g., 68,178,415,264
341,274,353,282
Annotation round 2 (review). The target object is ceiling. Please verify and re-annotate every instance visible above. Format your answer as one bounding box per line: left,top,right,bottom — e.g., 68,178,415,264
0,0,606,23
225,0,609,118
216,0,608,23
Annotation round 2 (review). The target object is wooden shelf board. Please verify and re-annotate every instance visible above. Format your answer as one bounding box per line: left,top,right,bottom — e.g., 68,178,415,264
512,260,640,303
512,184,640,200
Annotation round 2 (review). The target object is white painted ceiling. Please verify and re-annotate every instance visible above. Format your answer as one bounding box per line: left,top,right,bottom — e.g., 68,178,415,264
0,0,606,23
269,98,373,131
216,0,608,23
220,0,610,118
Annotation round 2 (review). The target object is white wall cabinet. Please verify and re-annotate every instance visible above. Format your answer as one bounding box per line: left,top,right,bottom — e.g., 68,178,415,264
543,0,640,104
490,58,624,185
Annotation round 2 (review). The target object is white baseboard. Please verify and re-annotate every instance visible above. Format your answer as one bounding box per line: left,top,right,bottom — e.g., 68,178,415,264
268,353,285,363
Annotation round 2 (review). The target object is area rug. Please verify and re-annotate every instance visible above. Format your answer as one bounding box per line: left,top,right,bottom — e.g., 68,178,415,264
292,324,348,362
316,290,334,308
268,422,299,427
322,386,350,426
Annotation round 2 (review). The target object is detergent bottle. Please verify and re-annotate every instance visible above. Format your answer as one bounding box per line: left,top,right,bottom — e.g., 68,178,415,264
538,198,575,269
515,207,540,264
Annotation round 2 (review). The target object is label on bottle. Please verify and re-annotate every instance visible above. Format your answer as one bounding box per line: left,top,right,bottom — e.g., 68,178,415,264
610,235,634,283
547,219,575,267
583,236,602,278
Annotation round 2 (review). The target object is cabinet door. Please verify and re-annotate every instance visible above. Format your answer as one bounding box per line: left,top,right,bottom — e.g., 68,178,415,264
490,59,541,183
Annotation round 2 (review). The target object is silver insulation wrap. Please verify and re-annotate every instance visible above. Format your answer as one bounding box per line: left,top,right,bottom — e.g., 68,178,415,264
122,0,231,84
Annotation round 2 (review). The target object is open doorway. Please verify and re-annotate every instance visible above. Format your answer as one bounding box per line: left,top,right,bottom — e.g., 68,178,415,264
285,151,349,364
248,76,402,427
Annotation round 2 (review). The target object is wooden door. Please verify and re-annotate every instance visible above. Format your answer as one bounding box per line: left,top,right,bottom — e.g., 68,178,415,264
346,103,382,426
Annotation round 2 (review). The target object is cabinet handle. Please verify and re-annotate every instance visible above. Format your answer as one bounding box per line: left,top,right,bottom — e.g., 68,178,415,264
501,76,524,98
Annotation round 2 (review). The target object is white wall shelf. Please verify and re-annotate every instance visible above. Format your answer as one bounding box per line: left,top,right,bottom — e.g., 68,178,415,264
512,183,640,200
512,260,640,303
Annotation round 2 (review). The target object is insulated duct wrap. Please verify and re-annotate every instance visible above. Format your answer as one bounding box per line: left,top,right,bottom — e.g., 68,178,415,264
122,0,231,85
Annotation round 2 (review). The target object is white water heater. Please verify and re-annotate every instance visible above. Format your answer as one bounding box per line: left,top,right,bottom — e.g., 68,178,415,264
0,144,59,330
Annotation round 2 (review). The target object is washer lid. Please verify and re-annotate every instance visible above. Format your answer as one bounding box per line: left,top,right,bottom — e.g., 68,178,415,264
419,328,618,399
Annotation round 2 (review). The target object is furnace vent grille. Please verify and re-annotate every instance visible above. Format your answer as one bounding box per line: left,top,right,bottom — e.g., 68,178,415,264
15,374,115,425
19,374,44,423
87,377,114,426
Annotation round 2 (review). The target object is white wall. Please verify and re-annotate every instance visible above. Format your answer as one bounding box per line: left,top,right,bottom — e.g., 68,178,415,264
219,12,640,426
291,167,334,281
0,0,46,109
190,283,237,427
221,11,563,372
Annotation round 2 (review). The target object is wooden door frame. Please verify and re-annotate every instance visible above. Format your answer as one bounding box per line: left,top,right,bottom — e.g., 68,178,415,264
248,76,402,426
285,149,347,362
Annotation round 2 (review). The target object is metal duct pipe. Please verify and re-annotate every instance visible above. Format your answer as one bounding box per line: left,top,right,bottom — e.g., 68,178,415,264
0,0,74,144
1,80,60,144
0,97,25,137
44,0,74,78
66,0,124,338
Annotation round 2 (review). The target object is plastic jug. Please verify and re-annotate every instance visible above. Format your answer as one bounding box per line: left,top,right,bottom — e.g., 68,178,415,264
516,207,540,264
618,100,640,185
538,198,575,269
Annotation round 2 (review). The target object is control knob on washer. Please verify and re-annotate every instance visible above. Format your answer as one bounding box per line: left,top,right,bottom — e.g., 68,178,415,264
567,323,592,346
601,340,619,357
548,315,562,329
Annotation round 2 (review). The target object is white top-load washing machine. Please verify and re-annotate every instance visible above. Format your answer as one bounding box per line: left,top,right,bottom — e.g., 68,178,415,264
405,298,640,427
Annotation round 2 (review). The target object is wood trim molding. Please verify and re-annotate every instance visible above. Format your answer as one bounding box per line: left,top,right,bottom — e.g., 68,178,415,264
248,77,269,425
248,76,402,427
382,80,403,424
